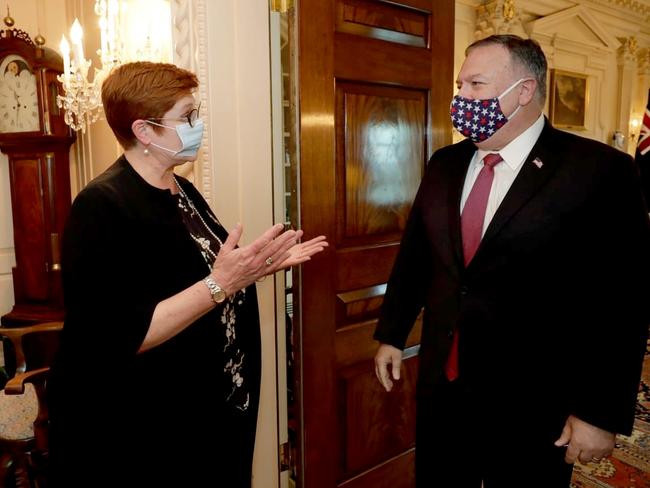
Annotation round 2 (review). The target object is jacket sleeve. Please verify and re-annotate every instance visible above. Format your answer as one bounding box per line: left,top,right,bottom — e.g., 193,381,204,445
60,187,157,366
373,164,434,350
570,153,650,435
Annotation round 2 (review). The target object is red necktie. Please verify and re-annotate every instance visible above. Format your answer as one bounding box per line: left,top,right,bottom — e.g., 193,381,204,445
445,153,503,381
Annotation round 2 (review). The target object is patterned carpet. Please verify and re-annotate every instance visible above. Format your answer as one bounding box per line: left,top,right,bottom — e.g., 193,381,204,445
570,341,650,488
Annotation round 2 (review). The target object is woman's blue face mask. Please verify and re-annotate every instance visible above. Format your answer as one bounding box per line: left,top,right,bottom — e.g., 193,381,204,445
146,118,204,159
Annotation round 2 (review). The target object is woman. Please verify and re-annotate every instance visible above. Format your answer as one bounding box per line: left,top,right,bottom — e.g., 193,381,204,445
47,62,327,486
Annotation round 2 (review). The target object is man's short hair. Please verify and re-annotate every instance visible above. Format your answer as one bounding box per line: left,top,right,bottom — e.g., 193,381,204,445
466,35,548,105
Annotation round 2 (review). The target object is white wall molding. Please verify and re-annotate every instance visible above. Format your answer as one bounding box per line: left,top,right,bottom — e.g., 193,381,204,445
476,0,531,39
618,37,640,151
528,5,621,52
170,0,213,203
525,4,621,142
201,2,279,485
589,0,650,23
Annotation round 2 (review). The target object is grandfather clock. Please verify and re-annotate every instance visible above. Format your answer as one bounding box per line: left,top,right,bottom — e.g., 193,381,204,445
0,15,75,327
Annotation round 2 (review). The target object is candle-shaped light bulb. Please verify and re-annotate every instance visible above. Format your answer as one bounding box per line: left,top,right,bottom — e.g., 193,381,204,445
70,18,83,44
70,18,85,63
60,35,71,78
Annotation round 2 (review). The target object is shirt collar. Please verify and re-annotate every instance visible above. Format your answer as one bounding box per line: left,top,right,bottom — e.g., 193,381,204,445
475,113,545,170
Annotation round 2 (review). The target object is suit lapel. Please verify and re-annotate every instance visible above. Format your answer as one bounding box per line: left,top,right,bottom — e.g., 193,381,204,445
473,121,560,263
445,140,475,270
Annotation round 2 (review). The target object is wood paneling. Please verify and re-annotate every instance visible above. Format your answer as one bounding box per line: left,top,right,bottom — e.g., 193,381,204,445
338,451,415,488
339,355,418,475
336,318,422,368
429,0,455,154
334,34,432,89
337,0,429,47
10,158,47,301
298,0,338,486
336,284,386,326
336,82,425,246
298,1,454,486
336,243,398,291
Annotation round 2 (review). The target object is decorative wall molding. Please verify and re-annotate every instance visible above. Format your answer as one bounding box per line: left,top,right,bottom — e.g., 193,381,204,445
171,0,213,204
475,0,526,39
590,0,650,22
527,5,621,53
639,48,650,75
523,4,622,142
619,36,639,66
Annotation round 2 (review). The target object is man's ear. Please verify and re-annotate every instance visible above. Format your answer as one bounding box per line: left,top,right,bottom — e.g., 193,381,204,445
519,78,537,106
131,119,152,145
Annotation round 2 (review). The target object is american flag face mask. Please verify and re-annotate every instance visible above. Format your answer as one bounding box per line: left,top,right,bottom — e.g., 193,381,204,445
450,78,531,143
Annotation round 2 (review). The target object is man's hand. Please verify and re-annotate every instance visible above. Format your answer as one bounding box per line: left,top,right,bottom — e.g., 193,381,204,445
374,344,403,392
554,415,616,464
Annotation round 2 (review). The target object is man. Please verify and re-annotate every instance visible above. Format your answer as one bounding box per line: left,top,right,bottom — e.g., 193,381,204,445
374,35,650,487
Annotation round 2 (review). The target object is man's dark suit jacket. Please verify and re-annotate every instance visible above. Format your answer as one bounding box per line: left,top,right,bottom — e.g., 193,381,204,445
375,119,650,436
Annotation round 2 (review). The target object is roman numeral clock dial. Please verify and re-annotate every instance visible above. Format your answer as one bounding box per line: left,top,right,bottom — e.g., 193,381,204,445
0,55,40,133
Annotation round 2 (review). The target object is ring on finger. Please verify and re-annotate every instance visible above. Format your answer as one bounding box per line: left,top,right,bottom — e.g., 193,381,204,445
265,257,273,266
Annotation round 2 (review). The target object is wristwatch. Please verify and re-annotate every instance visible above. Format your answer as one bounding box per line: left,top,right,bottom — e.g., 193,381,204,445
204,276,226,304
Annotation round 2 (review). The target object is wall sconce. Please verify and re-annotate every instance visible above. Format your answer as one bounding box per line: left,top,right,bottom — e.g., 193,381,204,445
57,0,173,132
630,116,642,141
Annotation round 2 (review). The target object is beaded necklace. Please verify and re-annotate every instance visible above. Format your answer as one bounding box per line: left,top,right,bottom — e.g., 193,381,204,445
173,175,224,268
173,175,250,412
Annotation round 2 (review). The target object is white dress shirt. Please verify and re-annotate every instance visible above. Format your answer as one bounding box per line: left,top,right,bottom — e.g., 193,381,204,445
460,114,545,236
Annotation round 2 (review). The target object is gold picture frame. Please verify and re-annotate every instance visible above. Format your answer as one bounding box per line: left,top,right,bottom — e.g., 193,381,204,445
549,69,588,130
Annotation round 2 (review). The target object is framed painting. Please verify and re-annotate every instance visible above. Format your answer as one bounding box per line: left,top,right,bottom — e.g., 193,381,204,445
549,69,588,130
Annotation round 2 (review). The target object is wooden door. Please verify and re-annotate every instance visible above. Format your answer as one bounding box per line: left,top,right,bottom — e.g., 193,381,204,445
296,1,454,487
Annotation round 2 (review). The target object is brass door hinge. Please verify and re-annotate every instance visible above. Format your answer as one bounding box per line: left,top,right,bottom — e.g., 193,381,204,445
270,0,294,13
280,441,290,472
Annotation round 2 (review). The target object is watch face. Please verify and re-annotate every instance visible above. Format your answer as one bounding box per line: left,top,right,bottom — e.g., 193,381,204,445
0,55,40,133
214,288,226,303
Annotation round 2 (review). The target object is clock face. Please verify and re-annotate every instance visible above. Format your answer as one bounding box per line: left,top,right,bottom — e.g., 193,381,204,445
0,55,40,133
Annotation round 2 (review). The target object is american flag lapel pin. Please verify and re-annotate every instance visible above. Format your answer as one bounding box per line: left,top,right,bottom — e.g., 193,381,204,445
532,157,543,169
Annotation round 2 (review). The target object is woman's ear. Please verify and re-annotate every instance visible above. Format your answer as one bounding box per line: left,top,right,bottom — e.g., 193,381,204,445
131,119,151,145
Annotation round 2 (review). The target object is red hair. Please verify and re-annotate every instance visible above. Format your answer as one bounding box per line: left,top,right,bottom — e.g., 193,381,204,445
101,61,199,149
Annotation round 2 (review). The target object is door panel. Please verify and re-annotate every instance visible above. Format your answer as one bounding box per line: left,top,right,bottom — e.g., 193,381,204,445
338,451,415,488
337,82,426,245
297,1,454,486
336,0,430,48
339,352,419,475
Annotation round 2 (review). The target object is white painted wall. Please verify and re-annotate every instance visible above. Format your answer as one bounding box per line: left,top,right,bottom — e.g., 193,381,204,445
204,2,280,487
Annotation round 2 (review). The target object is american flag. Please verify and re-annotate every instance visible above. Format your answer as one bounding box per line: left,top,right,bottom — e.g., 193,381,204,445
636,89,650,205
639,92,650,156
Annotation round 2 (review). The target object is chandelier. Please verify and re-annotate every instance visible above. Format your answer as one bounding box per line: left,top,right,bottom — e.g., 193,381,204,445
57,0,172,132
